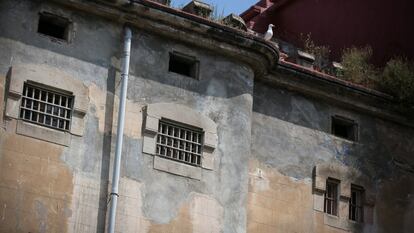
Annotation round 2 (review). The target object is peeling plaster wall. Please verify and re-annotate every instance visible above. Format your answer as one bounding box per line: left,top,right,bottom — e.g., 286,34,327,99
249,80,414,233
1,1,413,233
0,1,253,233
115,30,254,233
0,0,117,231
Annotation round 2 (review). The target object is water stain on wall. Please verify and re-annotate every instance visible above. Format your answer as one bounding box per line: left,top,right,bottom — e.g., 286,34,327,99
146,193,224,233
0,132,73,233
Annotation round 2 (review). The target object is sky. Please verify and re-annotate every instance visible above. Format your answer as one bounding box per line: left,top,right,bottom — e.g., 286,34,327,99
171,0,259,16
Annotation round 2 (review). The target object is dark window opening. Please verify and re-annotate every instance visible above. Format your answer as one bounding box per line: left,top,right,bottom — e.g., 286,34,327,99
331,116,358,141
349,185,364,222
169,52,199,79
38,13,71,41
324,178,339,216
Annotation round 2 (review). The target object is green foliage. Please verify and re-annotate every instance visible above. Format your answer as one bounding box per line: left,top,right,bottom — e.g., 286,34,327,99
300,33,331,72
341,46,378,87
210,4,225,22
381,58,414,106
302,33,331,61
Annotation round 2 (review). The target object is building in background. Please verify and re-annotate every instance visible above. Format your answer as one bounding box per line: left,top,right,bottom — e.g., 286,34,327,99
241,0,414,66
0,0,413,233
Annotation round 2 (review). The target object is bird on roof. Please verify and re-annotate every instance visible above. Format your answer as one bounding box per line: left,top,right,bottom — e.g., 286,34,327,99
264,24,275,41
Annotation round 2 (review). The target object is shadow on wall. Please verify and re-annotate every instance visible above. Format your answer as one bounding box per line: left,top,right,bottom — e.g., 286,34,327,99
1,67,12,122
251,79,414,180
252,80,331,133
375,174,414,233
95,66,116,233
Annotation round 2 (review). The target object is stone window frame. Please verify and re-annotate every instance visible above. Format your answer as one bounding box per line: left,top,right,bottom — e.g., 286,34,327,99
4,64,88,146
313,163,375,231
142,103,217,180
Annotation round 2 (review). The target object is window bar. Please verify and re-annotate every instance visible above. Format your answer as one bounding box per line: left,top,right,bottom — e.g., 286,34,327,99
189,152,193,164
156,145,160,155
185,152,189,163
42,91,49,124
163,139,168,156
183,130,187,162
43,92,47,124
194,154,199,165
57,94,62,128
28,86,34,121
63,95,71,129
159,122,163,140
172,127,175,147
189,131,193,155
63,109,67,130
52,93,56,127
36,89,42,122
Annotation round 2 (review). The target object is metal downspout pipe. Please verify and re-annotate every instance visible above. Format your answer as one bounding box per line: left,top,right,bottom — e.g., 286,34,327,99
108,26,132,233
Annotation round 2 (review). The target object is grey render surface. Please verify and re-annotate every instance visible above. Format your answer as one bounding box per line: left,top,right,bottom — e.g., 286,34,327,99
1,1,253,232
0,0,413,233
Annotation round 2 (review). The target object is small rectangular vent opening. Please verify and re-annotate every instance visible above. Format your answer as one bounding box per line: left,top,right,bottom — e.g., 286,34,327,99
331,116,358,141
169,52,199,79
38,13,71,41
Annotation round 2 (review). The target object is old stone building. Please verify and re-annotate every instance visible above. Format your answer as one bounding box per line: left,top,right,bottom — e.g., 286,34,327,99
0,1,413,233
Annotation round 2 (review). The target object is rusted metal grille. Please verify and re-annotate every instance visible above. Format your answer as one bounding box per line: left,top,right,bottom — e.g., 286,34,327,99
156,120,203,166
19,83,74,131
349,185,364,222
324,179,339,216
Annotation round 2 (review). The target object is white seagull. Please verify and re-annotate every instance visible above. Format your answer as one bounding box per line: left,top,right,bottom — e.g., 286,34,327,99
264,24,275,41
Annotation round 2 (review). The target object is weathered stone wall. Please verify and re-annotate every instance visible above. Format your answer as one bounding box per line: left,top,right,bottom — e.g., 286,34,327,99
248,80,414,233
111,27,254,233
0,1,254,233
0,1,413,233
0,1,118,232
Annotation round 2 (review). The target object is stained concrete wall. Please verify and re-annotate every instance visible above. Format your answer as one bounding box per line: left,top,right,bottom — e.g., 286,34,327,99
248,80,414,233
0,1,253,233
0,1,413,233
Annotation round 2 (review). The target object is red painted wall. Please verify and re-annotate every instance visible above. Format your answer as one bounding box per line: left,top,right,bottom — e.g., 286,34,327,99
242,0,414,66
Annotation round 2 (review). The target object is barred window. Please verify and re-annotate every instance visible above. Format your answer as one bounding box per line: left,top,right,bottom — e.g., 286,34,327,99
349,185,364,222
156,119,204,166
324,179,339,216
19,83,74,131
